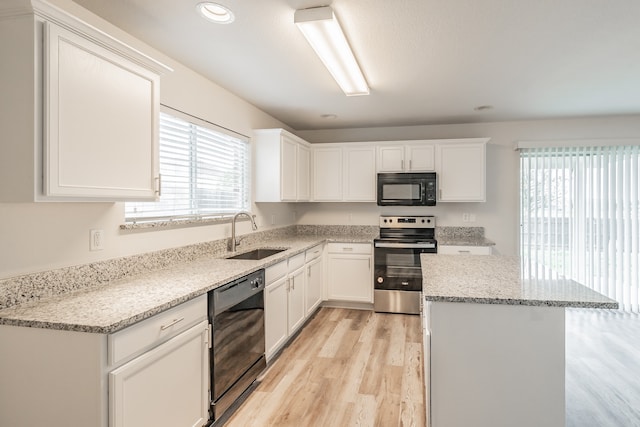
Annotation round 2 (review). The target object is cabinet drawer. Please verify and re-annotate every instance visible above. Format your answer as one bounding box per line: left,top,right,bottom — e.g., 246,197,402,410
108,295,207,366
266,260,288,285
327,242,372,255
305,244,323,263
438,245,493,255
288,253,305,271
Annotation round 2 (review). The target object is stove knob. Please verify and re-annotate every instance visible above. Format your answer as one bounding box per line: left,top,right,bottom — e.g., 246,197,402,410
383,219,388,223
377,277,384,284
389,219,393,223
421,219,425,223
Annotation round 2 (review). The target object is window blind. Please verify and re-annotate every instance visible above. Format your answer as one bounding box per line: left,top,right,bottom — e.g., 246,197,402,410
125,111,250,222
520,145,640,311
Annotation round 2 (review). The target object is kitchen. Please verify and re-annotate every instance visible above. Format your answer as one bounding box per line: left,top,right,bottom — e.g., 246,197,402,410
1,0,639,426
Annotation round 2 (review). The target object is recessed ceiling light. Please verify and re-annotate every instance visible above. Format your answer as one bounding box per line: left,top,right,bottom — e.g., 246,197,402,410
196,2,234,24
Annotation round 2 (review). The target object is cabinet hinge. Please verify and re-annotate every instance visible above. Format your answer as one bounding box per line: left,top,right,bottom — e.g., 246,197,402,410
207,323,212,349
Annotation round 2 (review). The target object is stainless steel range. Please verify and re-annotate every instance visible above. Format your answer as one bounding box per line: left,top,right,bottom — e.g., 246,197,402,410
374,215,437,314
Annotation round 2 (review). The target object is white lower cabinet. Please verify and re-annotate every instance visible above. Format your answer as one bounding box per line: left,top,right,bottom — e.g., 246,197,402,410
288,264,306,334
305,248,324,316
264,253,307,361
326,243,373,303
0,295,208,427
264,246,326,361
109,321,209,427
265,272,289,361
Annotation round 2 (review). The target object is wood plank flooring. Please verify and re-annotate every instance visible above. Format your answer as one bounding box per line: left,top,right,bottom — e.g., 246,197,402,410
224,307,640,427
565,308,640,427
225,308,424,427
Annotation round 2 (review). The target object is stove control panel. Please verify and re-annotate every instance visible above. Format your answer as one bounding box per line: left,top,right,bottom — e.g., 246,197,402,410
379,216,435,228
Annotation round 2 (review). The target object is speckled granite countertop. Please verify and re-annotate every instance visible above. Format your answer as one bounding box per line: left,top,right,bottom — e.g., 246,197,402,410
0,233,374,334
435,226,495,247
421,255,619,309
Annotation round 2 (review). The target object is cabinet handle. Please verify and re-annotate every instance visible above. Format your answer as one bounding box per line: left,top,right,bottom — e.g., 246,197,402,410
342,247,353,252
368,258,371,270
155,174,162,196
308,266,311,277
409,159,412,170
160,317,184,331
458,250,471,254
401,159,404,170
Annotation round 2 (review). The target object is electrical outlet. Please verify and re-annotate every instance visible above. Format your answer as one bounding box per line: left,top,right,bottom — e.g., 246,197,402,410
90,229,104,251
271,214,276,225
469,214,477,222
462,213,470,222
348,212,353,222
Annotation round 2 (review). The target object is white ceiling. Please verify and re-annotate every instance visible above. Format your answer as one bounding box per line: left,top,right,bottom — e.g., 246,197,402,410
73,0,640,131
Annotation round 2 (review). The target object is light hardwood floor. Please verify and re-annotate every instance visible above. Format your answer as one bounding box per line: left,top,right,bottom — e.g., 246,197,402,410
224,307,640,427
566,308,640,427
225,308,425,427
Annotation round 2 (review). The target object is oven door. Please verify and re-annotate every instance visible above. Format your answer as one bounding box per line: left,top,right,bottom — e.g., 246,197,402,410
374,241,436,291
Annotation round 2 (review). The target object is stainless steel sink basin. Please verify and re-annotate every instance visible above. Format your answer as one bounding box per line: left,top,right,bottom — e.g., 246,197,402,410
226,248,286,260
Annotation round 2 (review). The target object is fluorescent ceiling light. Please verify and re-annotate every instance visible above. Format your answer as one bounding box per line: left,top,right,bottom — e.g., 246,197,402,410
197,2,234,24
294,6,369,96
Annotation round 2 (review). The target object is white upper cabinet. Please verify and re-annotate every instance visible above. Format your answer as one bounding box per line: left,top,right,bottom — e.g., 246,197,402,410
435,138,489,202
312,146,343,201
377,142,435,172
255,128,311,202
312,143,376,202
0,0,171,202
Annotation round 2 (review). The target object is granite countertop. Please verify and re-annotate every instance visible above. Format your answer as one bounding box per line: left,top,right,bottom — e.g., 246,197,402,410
0,233,375,334
421,254,619,309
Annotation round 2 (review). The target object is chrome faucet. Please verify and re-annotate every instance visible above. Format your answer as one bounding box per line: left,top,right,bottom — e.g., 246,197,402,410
231,211,258,252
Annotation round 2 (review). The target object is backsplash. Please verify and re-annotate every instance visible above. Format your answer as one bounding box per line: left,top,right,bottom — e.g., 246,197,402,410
435,226,485,240
0,224,379,310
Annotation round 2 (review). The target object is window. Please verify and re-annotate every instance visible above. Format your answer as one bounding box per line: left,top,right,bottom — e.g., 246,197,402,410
519,143,639,311
125,109,250,222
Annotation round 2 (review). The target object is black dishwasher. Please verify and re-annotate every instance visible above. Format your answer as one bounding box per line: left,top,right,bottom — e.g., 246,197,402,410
208,269,266,422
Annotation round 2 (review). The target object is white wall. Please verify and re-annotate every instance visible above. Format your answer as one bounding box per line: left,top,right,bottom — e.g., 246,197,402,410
0,0,295,279
297,115,640,256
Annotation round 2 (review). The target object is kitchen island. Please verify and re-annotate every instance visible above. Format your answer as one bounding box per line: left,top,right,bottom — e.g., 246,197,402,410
420,255,618,427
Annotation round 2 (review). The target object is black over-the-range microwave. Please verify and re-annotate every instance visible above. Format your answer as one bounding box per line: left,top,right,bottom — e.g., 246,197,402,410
377,172,437,206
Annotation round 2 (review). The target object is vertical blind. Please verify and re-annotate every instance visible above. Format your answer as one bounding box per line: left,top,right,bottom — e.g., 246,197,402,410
125,111,250,222
520,144,640,311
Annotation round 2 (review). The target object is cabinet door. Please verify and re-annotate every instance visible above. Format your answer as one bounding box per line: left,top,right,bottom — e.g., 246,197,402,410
297,144,310,201
313,147,343,201
436,142,486,202
305,256,323,316
109,321,209,427
407,144,435,171
265,276,289,360
280,136,298,201
44,22,159,200
288,267,306,335
377,145,405,172
344,146,376,201
327,254,372,303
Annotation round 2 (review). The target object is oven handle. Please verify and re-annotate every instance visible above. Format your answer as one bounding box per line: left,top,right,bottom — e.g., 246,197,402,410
374,242,436,249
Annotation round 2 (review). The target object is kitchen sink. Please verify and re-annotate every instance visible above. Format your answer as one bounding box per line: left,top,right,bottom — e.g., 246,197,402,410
226,248,287,260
